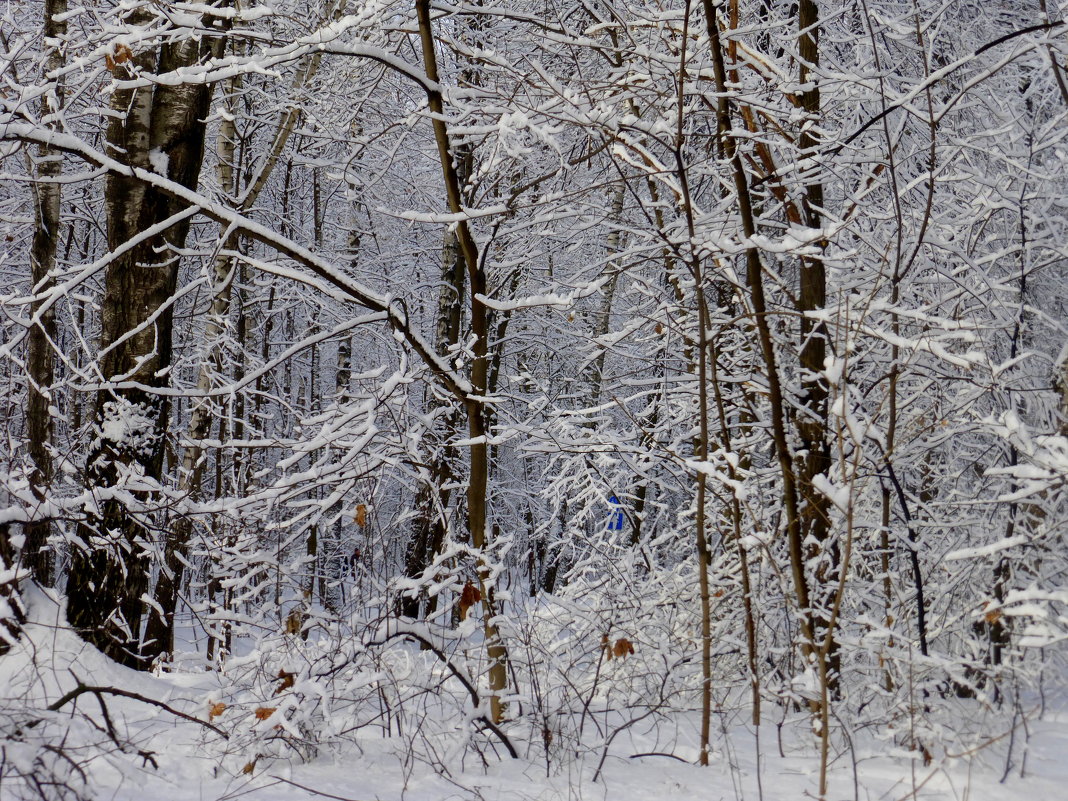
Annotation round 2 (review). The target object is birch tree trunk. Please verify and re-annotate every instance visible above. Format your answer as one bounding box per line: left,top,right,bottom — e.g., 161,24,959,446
141,72,239,661
66,11,221,667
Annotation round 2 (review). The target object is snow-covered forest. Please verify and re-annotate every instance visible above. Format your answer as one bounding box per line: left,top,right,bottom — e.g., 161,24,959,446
1,1,1067,799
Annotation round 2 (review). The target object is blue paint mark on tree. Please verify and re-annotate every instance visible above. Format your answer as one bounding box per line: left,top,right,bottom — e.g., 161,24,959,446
607,495,625,531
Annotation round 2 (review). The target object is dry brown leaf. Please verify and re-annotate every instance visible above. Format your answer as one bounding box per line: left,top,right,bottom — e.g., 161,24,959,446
208,702,227,721
458,581,481,621
354,503,368,527
105,43,133,71
241,761,256,775
284,609,303,636
254,707,277,721
612,638,635,659
275,670,295,695
541,724,553,747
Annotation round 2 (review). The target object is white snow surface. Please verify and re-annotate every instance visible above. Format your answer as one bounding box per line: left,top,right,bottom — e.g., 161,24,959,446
4,589,1067,801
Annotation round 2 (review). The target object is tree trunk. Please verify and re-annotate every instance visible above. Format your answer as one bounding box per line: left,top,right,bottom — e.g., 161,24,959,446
415,0,509,722
585,185,626,406
23,0,67,587
795,0,839,693
701,0,819,679
67,14,220,667
142,71,240,660
399,224,467,619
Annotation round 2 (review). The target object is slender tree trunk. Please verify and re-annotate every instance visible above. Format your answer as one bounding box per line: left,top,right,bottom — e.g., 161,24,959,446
1059,348,1068,434
879,484,895,691
693,282,714,765
707,333,761,723
586,185,626,405
702,0,819,668
326,335,353,611
400,223,466,619
795,0,839,693
415,0,508,722
669,3,715,764
401,3,491,620
0,525,26,654
24,0,67,587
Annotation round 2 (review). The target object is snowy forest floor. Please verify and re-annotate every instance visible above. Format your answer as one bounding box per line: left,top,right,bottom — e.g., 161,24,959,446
5,591,1066,801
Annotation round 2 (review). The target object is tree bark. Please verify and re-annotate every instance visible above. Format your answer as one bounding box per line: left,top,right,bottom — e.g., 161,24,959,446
796,0,839,691
24,0,67,587
67,12,221,667
415,0,509,722
399,223,467,619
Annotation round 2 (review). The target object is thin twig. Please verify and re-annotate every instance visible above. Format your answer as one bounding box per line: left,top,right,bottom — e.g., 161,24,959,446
268,775,375,801
367,630,518,758
628,751,688,763
47,681,229,740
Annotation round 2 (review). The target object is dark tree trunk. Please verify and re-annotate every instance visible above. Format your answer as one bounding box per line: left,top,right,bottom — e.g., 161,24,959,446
795,0,839,688
399,189,468,619
24,0,67,587
67,16,220,668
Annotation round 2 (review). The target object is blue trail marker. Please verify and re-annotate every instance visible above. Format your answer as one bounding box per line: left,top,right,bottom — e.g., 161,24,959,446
607,495,625,531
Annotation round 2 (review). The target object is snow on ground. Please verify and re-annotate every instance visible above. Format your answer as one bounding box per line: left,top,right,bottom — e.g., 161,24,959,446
4,590,1066,801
